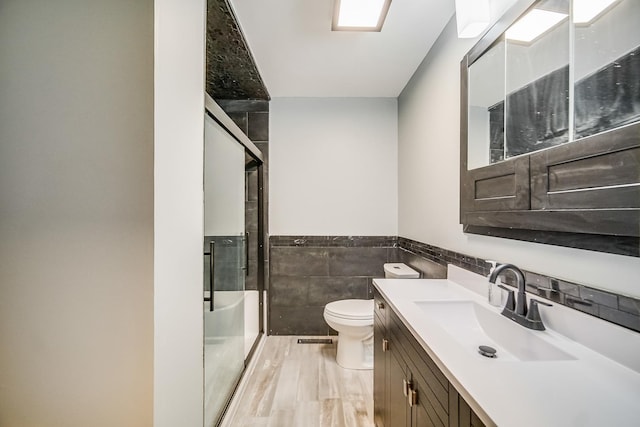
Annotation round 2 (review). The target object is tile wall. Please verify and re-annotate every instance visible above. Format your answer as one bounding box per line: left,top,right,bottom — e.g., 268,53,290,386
204,235,244,292
267,235,640,335
268,236,400,335
398,237,640,333
218,99,269,292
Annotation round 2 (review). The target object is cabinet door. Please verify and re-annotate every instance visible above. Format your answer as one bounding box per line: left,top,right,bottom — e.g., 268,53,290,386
374,316,387,427
448,384,486,427
388,347,410,427
411,373,443,427
461,156,530,215
529,121,640,237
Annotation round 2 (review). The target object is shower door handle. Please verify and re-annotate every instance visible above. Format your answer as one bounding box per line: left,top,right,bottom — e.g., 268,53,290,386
209,241,215,312
245,232,249,276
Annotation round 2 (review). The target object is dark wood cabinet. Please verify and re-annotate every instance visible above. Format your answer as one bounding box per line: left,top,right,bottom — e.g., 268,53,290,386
373,289,487,427
459,0,640,258
460,122,640,257
462,156,530,213
373,314,387,427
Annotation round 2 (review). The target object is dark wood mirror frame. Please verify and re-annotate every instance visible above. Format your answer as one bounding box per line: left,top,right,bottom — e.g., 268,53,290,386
460,0,640,257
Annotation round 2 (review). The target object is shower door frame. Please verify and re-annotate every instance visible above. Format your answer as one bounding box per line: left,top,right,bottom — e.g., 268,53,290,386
204,93,265,425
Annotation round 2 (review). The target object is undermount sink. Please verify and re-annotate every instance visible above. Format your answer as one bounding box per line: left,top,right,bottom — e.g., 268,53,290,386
415,300,576,362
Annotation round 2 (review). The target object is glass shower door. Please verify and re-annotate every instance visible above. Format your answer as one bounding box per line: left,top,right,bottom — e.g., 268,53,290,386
203,113,246,427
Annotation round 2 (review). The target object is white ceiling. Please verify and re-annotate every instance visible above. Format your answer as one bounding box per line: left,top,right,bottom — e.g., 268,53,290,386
229,0,455,98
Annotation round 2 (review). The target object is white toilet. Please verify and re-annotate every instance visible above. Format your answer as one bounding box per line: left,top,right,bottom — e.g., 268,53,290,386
323,262,420,369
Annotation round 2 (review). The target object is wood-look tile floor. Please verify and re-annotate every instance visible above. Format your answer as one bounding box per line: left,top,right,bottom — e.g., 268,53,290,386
225,336,375,427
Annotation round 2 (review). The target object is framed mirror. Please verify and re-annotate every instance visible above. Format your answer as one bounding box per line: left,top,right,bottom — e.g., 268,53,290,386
460,0,640,257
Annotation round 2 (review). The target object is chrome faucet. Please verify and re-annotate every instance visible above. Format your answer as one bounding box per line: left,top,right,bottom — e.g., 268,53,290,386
488,263,551,330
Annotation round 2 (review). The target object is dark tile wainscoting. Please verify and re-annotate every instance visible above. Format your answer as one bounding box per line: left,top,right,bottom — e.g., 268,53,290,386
398,237,640,333
268,236,399,335
268,236,640,335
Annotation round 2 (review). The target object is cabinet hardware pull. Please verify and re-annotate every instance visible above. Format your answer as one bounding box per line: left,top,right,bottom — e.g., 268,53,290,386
382,339,389,352
402,379,412,397
377,302,385,310
409,389,418,407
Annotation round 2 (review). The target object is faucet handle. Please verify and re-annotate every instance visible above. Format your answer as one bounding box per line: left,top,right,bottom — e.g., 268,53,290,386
498,284,515,312
532,299,552,307
527,300,552,324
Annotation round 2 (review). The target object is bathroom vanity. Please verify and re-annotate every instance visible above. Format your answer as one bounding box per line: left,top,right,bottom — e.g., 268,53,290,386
373,288,485,427
372,266,640,427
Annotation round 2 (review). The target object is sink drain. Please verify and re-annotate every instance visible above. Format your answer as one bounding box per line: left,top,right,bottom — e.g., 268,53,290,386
478,345,497,358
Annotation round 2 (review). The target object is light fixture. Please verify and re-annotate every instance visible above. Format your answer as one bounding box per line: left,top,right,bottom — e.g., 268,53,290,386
573,0,619,24
455,0,491,38
332,0,392,32
505,8,568,43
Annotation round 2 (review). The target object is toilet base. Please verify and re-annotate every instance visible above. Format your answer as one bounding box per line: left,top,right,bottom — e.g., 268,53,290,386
335,332,373,370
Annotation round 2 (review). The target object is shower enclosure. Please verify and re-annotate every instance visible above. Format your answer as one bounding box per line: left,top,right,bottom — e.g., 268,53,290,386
203,95,264,426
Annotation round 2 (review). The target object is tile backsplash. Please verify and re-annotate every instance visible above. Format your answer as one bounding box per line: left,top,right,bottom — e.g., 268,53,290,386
398,237,640,333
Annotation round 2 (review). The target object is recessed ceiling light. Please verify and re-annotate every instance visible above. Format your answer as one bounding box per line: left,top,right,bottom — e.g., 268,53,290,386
455,0,491,38
505,8,568,43
573,0,619,24
332,0,392,32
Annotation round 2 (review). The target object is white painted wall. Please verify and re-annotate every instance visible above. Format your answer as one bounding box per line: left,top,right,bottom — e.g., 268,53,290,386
575,0,640,80
468,106,491,169
468,40,504,169
506,20,569,93
154,0,205,425
270,98,398,236
398,16,640,298
0,1,153,425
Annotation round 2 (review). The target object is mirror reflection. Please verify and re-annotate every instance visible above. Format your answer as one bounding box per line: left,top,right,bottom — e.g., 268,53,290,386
574,0,640,139
505,0,570,159
468,40,505,169
466,0,640,170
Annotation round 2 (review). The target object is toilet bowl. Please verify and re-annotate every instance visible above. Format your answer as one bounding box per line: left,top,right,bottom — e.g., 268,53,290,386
324,299,374,369
323,263,419,370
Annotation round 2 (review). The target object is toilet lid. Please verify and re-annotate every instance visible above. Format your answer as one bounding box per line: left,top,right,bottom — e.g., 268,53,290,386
325,299,374,320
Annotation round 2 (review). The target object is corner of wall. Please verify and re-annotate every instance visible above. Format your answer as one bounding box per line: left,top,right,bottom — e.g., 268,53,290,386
154,0,206,425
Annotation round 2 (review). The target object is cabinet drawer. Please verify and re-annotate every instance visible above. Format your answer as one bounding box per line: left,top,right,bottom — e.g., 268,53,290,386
530,122,640,213
374,289,388,326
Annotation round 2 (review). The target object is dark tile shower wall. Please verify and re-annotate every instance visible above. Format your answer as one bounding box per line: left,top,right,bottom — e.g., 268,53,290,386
217,99,269,292
204,235,244,292
268,236,398,335
206,0,269,100
398,237,640,333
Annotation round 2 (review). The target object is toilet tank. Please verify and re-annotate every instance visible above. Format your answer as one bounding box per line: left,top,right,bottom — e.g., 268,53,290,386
383,263,420,279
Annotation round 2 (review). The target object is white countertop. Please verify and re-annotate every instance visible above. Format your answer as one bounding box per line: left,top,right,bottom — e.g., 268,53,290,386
373,265,640,427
